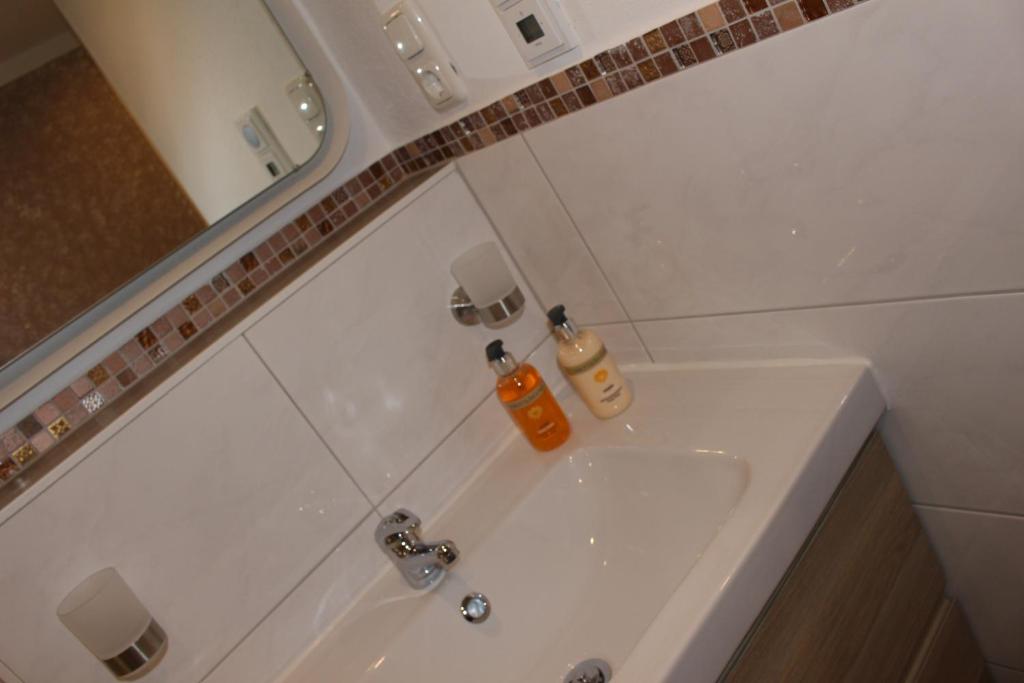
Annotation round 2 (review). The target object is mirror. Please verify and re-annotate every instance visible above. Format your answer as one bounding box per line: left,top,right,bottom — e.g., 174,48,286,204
0,0,327,370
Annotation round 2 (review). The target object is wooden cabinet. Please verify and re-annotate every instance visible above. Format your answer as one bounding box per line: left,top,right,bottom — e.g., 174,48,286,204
721,432,987,683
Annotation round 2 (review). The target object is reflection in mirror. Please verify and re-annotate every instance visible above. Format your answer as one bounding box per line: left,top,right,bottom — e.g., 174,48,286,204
0,0,326,369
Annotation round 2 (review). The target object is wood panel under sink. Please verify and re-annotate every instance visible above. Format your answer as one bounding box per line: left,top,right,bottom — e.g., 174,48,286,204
721,432,988,683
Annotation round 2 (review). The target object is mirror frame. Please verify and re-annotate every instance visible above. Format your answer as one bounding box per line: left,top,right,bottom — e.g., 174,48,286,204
0,0,352,423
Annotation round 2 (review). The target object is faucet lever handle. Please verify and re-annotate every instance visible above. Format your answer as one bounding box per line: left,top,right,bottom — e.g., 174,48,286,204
375,508,422,549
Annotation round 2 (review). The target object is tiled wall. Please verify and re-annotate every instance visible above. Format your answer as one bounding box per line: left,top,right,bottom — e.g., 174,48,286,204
0,0,870,496
0,168,605,682
458,0,1024,673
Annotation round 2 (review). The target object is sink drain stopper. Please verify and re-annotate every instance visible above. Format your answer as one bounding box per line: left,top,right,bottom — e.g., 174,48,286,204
460,593,491,624
565,659,612,683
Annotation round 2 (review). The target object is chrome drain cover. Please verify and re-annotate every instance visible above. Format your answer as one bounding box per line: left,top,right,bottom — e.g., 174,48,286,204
565,658,612,683
460,593,491,624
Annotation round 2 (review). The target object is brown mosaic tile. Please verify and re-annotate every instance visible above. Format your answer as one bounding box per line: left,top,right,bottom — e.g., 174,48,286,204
720,0,748,22
163,331,185,354
774,2,805,30
17,415,42,439
565,65,587,87
563,91,583,112
594,51,617,74
576,85,597,106
182,295,202,314
653,52,680,76
690,36,718,62
103,352,127,375
637,59,662,83
698,4,727,31
53,388,78,413
826,0,855,9
0,428,23,453
643,29,667,54
550,97,570,117
238,278,256,296
0,459,16,481
751,10,781,38
608,44,634,68
621,66,645,90
501,95,520,114
659,20,687,47
70,376,94,397
536,102,555,122
137,327,158,349
223,288,242,308
579,60,601,81
241,252,259,272
179,321,198,340
117,368,137,388
679,13,705,40
591,78,613,102
196,285,217,305
711,29,737,53
626,37,649,62
98,378,122,401
147,318,170,340
798,0,829,20
31,430,54,455
295,214,312,232
131,352,154,377
205,299,226,321
539,79,558,99
87,365,110,386
731,19,759,47
64,403,89,428
548,73,573,94
673,45,699,68
744,0,769,10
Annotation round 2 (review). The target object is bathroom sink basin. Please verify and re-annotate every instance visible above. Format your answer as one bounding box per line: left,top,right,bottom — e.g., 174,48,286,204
279,361,884,683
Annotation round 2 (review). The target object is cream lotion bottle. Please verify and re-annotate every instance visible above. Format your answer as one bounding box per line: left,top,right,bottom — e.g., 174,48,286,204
547,305,633,419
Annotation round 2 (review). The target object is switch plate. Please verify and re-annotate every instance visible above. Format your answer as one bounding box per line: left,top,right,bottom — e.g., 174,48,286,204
382,1,466,110
492,0,577,68
384,12,425,60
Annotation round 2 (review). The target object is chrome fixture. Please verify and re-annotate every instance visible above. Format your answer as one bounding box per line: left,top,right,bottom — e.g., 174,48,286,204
375,509,459,589
459,593,491,624
449,242,526,329
450,285,525,328
564,659,612,683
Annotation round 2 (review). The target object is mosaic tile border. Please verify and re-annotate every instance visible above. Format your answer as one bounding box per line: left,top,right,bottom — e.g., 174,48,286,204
0,0,870,494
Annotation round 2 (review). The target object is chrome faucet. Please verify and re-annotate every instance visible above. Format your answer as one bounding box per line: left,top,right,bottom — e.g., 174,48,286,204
375,509,459,590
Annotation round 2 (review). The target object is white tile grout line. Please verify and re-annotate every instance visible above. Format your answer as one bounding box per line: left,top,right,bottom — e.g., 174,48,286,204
196,507,381,683
242,335,378,512
520,135,656,364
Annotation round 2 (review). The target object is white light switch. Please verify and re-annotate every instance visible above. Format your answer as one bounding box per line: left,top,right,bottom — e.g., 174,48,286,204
384,13,424,60
382,1,466,110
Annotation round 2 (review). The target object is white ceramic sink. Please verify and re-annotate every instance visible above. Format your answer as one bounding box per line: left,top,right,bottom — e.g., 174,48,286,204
279,361,884,683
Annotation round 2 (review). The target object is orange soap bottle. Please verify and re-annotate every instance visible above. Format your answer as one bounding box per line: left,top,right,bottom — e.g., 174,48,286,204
486,340,571,452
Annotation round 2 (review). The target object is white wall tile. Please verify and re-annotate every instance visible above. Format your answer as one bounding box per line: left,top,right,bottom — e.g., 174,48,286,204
245,171,548,504
917,506,1024,671
203,514,385,683
457,136,627,326
525,0,1024,320
635,293,1024,516
589,323,652,366
0,339,370,683
991,664,1024,683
